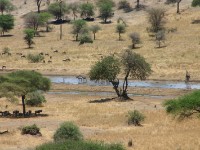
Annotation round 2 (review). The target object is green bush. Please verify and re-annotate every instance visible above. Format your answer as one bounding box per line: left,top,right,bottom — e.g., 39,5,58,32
163,90,200,119
36,140,125,150
21,124,40,135
118,0,133,12
53,122,83,142
128,110,145,126
79,34,93,45
27,53,44,63
25,91,46,106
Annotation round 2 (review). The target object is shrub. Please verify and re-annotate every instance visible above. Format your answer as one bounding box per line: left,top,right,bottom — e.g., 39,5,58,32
21,124,40,135
36,140,125,150
129,32,140,49
155,30,165,48
79,33,93,45
118,0,133,12
24,29,35,48
192,0,200,7
163,90,200,120
2,47,11,54
116,23,126,40
147,8,165,32
25,91,46,106
53,121,83,142
27,53,44,63
128,110,145,126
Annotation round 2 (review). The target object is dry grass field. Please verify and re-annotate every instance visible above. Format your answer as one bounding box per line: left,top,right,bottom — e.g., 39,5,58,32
0,0,200,150
0,85,200,150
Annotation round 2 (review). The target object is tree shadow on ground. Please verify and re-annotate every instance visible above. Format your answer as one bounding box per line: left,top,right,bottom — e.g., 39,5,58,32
89,97,116,103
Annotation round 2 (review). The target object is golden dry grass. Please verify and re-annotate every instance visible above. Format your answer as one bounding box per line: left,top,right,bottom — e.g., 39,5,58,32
1,0,200,150
0,89,200,150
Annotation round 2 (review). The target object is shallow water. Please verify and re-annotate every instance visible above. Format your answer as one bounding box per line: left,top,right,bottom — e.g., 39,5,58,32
47,76,200,90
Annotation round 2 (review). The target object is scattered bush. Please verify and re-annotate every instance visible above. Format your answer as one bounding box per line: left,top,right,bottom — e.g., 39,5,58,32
163,90,200,120
147,8,165,32
128,110,145,126
21,124,41,135
155,30,165,48
79,33,93,45
90,25,101,40
24,29,35,48
129,32,141,49
27,53,44,63
2,47,11,55
25,91,46,106
192,0,200,7
116,23,126,40
53,121,83,142
36,140,125,150
118,0,133,12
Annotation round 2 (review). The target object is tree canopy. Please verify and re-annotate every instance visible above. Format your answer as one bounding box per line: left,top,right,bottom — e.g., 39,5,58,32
80,2,95,19
163,90,200,120
0,70,51,116
48,1,69,20
89,50,152,99
192,0,200,7
0,0,14,15
0,14,14,36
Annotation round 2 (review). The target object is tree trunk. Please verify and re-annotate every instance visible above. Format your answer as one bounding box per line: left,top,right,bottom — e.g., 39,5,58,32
132,43,135,49
136,0,140,8
22,95,26,117
111,80,120,97
177,1,181,14
122,70,130,100
76,34,78,41
94,33,96,40
104,18,107,23
119,32,121,41
37,5,40,13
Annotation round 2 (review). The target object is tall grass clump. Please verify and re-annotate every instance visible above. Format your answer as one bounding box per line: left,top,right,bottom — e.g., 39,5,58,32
27,53,44,63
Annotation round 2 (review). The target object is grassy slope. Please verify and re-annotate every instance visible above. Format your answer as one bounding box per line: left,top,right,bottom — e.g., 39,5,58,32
0,0,199,80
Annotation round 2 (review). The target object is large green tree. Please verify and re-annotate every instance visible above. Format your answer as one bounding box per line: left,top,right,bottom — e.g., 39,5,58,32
89,50,152,99
0,0,14,15
0,14,14,36
80,2,95,19
0,70,51,117
72,19,87,41
48,1,69,20
164,90,200,120
97,0,114,23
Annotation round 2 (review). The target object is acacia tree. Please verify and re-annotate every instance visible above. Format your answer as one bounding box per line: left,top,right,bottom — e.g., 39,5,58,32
0,0,14,15
89,49,152,100
90,25,101,40
97,0,115,23
35,0,42,13
0,14,14,36
129,32,141,49
24,29,35,48
72,19,87,41
48,1,69,20
147,8,165,32
116,23,126,40
163,90,200,120
80,2,95,19
69,2,79,20
0,70,51,117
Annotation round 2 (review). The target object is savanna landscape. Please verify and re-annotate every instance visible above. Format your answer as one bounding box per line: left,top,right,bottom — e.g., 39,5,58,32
0,0,200,150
